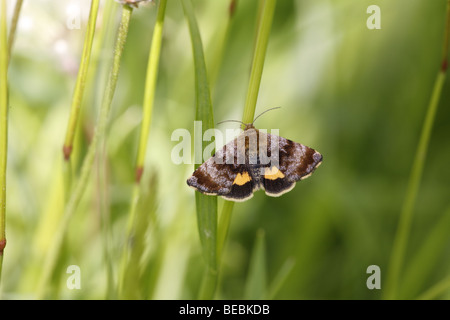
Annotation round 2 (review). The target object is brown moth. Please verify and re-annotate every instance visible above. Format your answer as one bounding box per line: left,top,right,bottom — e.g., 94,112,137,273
187,109,322,202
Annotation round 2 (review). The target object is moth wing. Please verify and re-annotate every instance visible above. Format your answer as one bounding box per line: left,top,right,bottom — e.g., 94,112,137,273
187,135,257,202
261,132,322,196
186,138,239,195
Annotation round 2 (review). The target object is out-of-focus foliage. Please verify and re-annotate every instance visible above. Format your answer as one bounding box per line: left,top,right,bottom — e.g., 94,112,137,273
2,0,450,299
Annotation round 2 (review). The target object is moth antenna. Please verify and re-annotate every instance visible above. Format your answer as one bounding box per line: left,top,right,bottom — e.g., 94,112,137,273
251,107,281,125
216,119,246,126
217,107,280,127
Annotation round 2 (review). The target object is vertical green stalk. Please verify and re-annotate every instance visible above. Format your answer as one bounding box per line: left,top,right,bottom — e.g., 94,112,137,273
241,0,276,124
118,184,139,297
134,0,167,183
63,0,100,161
181,0,218,300
90,0,118,300
217,0,276,265
118,0,167,298
0,0,8,283
37,5,133,299
217,200,234,260
84,0,118,129
7,0,23,64
384,1,450,300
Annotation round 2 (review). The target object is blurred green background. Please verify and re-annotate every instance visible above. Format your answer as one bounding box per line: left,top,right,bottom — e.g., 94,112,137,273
2,0,450,299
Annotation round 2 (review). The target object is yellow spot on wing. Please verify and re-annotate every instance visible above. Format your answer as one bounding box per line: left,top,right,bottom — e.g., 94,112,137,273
264,166,285,180
233,172,251,186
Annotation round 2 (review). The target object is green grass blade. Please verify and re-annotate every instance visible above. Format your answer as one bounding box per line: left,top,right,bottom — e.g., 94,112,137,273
181,0,218,300
384,3,450,299
217,0,276,278
241,0,276,124
267,257,295,299
120,182,156,299
89,0,118,299
36,5,133,299
0,0,9,284
135,0,167,181
399,206,450,299
217,200,234,261
385,71,446,300
244,229,267,300
417,275,450,300
118,0,167,298
63,0,100,161
7,0,23,64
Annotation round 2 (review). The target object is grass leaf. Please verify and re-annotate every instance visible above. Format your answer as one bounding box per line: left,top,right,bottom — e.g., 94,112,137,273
385,3,450,299
119,0,167,298
417,275,450,300
267,257,295,299
241,0,276,124
217,0,276,287
36,5,133,299
400,206,450,299
63,0,100,161
181,0,218,300
244,229,267,300
0,0,9,283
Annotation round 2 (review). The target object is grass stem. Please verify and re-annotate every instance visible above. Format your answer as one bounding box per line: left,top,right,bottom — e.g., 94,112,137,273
7,0,23,65
217,0,276,273
181,0,218,299
118,0,167,298
63,0,100,161
241,0,276,124
384,1,450,299
134,0,167,183
37,5,133,298
0,0,9,285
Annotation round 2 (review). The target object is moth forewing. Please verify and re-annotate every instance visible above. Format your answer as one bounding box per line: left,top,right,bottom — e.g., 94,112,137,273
246,128,258,165
236,130,246,165
223,128,239,165
257,129,269,168
269,130,280,170
220,137,237,165
256,129,280,175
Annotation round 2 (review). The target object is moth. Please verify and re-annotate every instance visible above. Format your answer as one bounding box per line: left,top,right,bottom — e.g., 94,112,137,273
187,109,323,202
